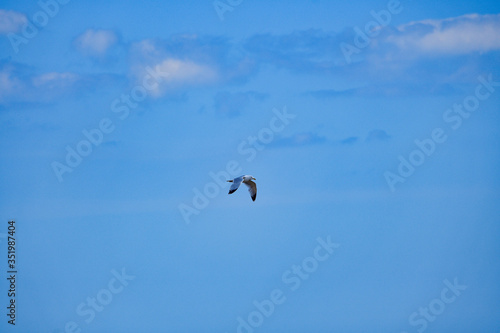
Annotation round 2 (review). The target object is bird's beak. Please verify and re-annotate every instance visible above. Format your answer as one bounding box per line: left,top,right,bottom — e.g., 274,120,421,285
252,177,256,180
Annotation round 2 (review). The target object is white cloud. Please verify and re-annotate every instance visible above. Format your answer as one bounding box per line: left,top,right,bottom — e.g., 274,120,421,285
0,9,27,34
0,66,23,102
74,29,118,56
387,13,500,55
142,58,218,97
154,58,216,84
128,35,256,97
134,39,156,55
32,72,79,88
0,64,80,104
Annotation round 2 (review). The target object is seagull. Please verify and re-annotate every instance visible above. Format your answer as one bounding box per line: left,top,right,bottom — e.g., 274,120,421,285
227,175,257,201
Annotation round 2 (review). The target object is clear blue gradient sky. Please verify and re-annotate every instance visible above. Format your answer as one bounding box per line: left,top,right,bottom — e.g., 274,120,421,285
1,0,500,332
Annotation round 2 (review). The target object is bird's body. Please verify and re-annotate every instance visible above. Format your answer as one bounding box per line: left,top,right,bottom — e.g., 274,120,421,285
227,175,257,201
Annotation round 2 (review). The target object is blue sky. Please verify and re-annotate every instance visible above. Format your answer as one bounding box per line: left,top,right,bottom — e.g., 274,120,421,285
1,0,500,332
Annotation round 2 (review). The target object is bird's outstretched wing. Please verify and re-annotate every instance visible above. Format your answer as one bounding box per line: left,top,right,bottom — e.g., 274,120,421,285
244,180,257,201
228,176,243,194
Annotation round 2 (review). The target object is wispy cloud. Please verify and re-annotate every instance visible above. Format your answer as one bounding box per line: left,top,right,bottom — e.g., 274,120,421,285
0,63,24,103
243,14,500,90
129,35,255,97
0,61,81,105
306,82,462,98
0,9,27,34
74,29,119,57
271,131,326,148
244,29,349,73
3,13,496,104
158,58,216,84
348,14,500,94
339,130,390,145
32,72,79,89
387,14,500,56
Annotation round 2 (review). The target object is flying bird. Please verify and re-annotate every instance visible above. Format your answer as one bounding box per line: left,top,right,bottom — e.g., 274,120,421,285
227,175,257,201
